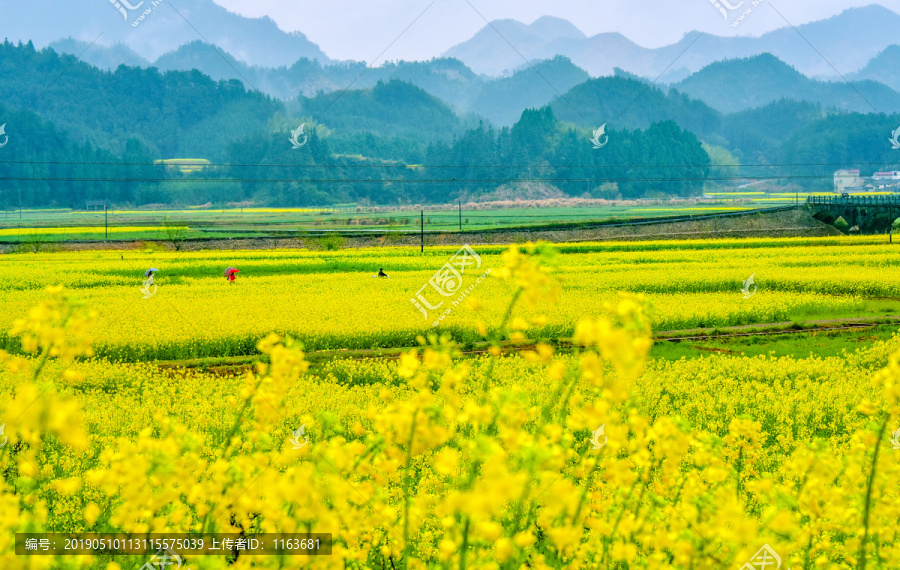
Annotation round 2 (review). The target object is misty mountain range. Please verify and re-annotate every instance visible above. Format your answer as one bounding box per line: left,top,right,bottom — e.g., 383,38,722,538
441,5,900,79
3,2,900,208
3,2,900,143
0,3,891,126
4,2,898,80
1,0,328,67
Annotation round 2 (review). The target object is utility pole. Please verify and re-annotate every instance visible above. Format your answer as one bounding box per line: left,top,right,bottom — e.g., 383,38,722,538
459,201,462,232
105,203,108,240
420,210,424,254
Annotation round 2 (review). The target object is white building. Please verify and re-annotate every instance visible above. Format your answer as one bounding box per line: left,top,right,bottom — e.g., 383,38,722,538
834,169,862,193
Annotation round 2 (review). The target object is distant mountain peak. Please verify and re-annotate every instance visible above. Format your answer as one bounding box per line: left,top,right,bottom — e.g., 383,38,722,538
674,52,900,114
852,42,900,92
445,5,900,78
528,16,587,41
805,4,899,24
695,53,804,77
443,16,591,76
0,0,330,67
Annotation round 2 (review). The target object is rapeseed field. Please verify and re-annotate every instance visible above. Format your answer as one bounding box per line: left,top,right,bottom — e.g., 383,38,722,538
0,238,898,568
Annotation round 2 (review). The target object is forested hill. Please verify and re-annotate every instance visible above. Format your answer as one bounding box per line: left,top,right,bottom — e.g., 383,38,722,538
719,100,826,163
0,40,276,160
290,80,470,145
0,101,164,209
674,54,900,114
852,45,900,92
549,76,721,137
469,56,591,126
0,41,713,208
55,37,593,128
4,40,900,209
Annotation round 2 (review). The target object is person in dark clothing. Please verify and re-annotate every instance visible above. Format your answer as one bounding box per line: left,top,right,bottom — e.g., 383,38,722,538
376,268,389,278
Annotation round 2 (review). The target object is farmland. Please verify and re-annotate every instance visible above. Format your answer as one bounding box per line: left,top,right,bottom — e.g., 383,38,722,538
0,196,814,244
1,236,900,568
9,1,900,567
1,236,896,360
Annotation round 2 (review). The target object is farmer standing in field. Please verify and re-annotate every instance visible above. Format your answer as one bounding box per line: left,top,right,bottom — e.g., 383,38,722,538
225,267,239,283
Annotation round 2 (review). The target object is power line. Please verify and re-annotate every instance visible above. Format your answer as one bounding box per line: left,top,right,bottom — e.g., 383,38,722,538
0,174,866,184
0,159,897,169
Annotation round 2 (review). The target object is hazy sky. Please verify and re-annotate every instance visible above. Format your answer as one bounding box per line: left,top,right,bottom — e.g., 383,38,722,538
213,0,898,62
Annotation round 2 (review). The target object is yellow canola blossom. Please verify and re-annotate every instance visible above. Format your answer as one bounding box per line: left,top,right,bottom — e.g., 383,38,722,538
0,238,882,360
0,241,898,567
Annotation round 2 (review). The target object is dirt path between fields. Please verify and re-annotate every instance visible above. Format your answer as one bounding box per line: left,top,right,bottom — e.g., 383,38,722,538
653,315,900,339
152,315,900,375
